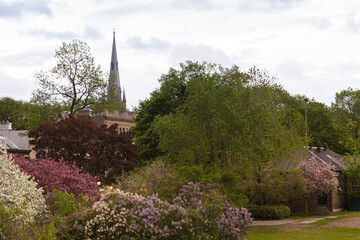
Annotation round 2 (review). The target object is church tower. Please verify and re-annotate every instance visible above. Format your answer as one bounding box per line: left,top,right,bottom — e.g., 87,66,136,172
108,31,126,108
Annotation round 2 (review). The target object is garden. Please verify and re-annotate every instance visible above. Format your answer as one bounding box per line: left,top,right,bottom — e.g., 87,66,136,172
0,148,254,239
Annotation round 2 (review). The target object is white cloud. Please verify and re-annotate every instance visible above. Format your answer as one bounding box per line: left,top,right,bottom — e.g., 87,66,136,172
0,0,52,19
169,43,233,67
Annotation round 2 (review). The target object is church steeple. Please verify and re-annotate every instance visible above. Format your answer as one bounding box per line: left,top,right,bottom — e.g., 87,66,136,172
108,30,125,108
122,87,126,106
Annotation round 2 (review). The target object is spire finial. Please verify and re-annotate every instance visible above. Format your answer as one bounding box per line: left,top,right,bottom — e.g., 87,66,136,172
113,28,115,35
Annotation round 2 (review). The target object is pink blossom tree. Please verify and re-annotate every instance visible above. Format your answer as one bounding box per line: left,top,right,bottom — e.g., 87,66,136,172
13,156,100,202
299,155,339,212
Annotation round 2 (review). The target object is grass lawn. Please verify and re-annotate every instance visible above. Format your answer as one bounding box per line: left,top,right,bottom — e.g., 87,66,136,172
247,212,360,240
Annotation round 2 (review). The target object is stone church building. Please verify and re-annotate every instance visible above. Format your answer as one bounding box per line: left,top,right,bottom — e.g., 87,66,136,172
80,31,136,132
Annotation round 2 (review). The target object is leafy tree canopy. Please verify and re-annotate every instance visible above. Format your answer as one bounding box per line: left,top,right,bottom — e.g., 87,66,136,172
29,115,139,184
135,61,307,169
33,39,107,115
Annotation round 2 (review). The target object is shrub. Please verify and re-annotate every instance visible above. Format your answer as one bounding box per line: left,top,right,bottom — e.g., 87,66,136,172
178,166,248,207
0,147,45,222
46,190,91,240
173,182,253,240
0,201,56,240
116,158,186,201
13,156,100,202
246,204,291,219
83,183,253,240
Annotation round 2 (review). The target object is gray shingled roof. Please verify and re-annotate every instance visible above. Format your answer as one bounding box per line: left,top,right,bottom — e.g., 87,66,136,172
279,146,346,172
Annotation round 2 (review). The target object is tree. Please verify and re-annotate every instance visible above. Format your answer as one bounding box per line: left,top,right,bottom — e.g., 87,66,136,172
34,39,106,115
299,156,339,212
0,147,45,222
133,64,188,162
13,156,100,201
29,115,139,184
0,97,30,130
152,62,305,170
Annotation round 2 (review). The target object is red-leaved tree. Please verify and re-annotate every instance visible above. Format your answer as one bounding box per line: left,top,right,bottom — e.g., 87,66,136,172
29,115,139,184
13,156,100,201
299,155,339,212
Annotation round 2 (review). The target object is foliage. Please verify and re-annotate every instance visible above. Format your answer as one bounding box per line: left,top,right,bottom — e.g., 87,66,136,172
341,153,360,197
178,165,248,206
173,182,254,240
33,39,107,115
133,63,189,162
245,204,291,220
0,97,30,130
13,156,100,201
0,147,45,222
0,202,57,240
83,183,253,240
116,157,186,201
29,115,139,184
144,62,305,187
299,156,339,194
241,167,306,206
299,156,339,212
331,87,360,154
46,190,91,240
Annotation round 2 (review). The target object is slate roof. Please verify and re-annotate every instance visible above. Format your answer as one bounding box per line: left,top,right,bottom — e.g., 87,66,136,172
0,122,30,154
280,145,346,172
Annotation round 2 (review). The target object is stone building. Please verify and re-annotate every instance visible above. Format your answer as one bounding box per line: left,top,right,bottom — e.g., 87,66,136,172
108,30,127,108
285,143,346,214
80,31,136,130
0,121,31,156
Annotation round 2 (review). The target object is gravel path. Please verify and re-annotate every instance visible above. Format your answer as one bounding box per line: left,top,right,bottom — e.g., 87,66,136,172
254,215,340,226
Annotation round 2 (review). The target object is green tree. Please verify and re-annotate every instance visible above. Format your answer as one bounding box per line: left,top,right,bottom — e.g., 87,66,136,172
34,39,107,115
153,62,305,169
332,88,360,154
0,97,29,129
133,62,189,162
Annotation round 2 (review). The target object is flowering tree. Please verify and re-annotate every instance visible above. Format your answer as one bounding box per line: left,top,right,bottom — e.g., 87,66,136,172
13,156,100,202
29,115,139,184
0,147,45,222
299,156,339,212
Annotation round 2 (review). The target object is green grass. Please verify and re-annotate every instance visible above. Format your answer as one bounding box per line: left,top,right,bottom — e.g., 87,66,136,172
247,211,360,240
248,227,360,240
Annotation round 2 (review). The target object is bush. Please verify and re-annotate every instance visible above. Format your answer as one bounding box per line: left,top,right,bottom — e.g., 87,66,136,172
46,190,91,240
116,158,186,201
0,201,56,240
0,147,45,222
13,156,100,202
83,183,254,240
246,204,291,219
178,165,248,206
173,182,253,240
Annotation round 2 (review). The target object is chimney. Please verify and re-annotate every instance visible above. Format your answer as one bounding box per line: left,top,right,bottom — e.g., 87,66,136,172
309,141,313,150
316,142,321,152
78,107,92,117
323,143,328,151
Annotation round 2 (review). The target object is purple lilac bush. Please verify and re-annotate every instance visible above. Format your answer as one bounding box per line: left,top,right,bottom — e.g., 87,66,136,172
13,156,100,202
84,183,253,240
173,182,254,239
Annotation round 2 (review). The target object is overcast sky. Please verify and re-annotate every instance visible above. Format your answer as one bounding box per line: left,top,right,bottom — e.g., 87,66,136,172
1,0,360,110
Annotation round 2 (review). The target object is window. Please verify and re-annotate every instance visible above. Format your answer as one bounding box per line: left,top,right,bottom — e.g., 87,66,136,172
352,180,359,192
317,193,327,206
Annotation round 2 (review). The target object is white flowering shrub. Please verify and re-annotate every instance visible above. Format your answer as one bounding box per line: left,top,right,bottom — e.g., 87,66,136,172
0,146,45,222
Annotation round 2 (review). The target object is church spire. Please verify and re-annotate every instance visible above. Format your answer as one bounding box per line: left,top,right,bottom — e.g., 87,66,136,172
108,30,122,104
122,86,127,107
